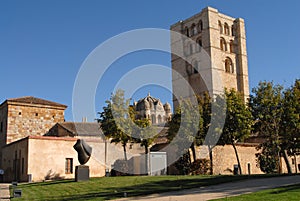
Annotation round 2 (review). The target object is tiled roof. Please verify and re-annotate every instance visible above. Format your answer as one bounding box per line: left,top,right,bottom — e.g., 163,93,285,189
6,96,67,108
58,122,103,137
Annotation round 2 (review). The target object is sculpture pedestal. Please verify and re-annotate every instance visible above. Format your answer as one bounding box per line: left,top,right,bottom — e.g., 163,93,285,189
75,165,90,182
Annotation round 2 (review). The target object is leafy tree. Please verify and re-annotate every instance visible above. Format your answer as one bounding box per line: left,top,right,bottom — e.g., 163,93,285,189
167,98,201,173
98,89,132,161
250,81,288,173
219,89,253,174
281,79,300,171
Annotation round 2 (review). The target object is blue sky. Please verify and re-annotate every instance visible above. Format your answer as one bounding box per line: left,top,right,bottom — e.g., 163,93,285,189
0,0,299,121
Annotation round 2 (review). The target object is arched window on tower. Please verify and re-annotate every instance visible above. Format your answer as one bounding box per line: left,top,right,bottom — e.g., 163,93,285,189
224,23,230,35
220,37,227,51
184,26,189,37
189,43,194,55
196,37,202,52
229,40,234,53
225,57,234,73
231,25,236,36
198,20,203,33
218,21,223,34
191,23,197,36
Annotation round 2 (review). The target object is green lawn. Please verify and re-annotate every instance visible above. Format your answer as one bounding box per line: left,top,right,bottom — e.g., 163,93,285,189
9,174,294,201
214,183,300,201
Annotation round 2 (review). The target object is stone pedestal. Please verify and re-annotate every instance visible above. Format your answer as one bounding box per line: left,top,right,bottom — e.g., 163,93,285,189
75,165,90,182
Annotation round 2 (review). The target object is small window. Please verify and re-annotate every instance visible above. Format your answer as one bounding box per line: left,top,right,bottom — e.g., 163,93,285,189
191,23,197,36
218,21,223,34
65,158,73,174
196,37,202,52
292,158,295,165
19,112,22,115
231,25,236,36
192,60,199,74
225,57,234,73
35,113,38,117
184,26,189,37
0,122,3,133
198,20,203,32
220,38,227,51
186,63,193,75
224,23,230,35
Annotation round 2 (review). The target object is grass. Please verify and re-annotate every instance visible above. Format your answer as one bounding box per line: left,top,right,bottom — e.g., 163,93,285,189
9,174,294,201
214,183,300,201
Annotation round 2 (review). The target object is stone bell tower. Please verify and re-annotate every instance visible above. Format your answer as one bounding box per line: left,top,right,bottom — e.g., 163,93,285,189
171,7,249,108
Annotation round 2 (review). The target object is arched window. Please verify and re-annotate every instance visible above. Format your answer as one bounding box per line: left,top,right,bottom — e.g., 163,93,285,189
191,23,197,36
186,62,193,75
225,57,234,73
220,37,227,51
224,23,230,35
218,21,223,34
196,37,202,52
231,25,236,36
184,26,189,37
158,115,162,123
229,40,234,53
151,114,156,124
192,60,199,74
198,20,203,33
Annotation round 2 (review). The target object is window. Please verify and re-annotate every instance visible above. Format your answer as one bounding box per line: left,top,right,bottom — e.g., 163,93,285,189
224,23,230,35
191,23,197,36
65,158,73,174
218,21,223,34
229,40,234,53
220,38,227,51
231,25,236,36
186,62,193,75
196,37,202,52
0,121,3,133
198,20,203,32
189,43,193,55
184,26,189,37
225,57,234,73
35,113,38,117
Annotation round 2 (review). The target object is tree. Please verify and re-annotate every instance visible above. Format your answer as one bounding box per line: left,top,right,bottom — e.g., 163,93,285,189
98,89,132,161
281,79,300,172
219,89,253,175
249,81,290,173
167,99,201,173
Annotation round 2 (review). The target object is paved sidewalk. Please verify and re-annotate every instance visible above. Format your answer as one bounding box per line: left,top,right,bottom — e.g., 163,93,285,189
117,175,300,201
0,184,10,201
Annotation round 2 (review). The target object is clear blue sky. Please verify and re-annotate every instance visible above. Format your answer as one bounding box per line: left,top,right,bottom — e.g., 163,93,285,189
1,0,299,121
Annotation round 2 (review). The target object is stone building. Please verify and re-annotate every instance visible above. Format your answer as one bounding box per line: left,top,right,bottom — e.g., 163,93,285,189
171,7,249,107
134,93,172,125
0,97,144,182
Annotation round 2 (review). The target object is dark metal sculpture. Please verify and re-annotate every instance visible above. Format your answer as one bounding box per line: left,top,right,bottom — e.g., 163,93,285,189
73,139,92,165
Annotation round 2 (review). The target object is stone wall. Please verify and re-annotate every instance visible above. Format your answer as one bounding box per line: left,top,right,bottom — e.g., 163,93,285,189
6,103,65,144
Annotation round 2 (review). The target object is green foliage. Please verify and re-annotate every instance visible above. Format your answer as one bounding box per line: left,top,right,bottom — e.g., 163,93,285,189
250,81,284,173
98,89,133,160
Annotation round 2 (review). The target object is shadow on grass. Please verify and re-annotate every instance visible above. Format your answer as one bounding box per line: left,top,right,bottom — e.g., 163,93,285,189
12,174,299,201
269,183,300,195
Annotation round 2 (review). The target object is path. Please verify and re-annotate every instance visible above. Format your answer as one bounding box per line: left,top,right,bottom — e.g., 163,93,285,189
0,184,10,201
117,175,300,201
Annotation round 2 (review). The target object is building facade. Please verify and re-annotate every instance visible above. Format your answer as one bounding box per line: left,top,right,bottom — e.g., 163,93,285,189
134,93,172,125
171,7,249,107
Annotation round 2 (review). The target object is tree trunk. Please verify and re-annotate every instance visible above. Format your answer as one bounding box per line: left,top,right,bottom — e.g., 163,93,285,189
145,145,149,175
282,149,292,174
190,143,196,163
208,145,213,175
123,145,128,161
232,142,242,175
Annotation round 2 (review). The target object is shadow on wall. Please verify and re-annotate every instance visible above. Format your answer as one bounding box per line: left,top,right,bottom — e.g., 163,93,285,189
44,170,65,181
